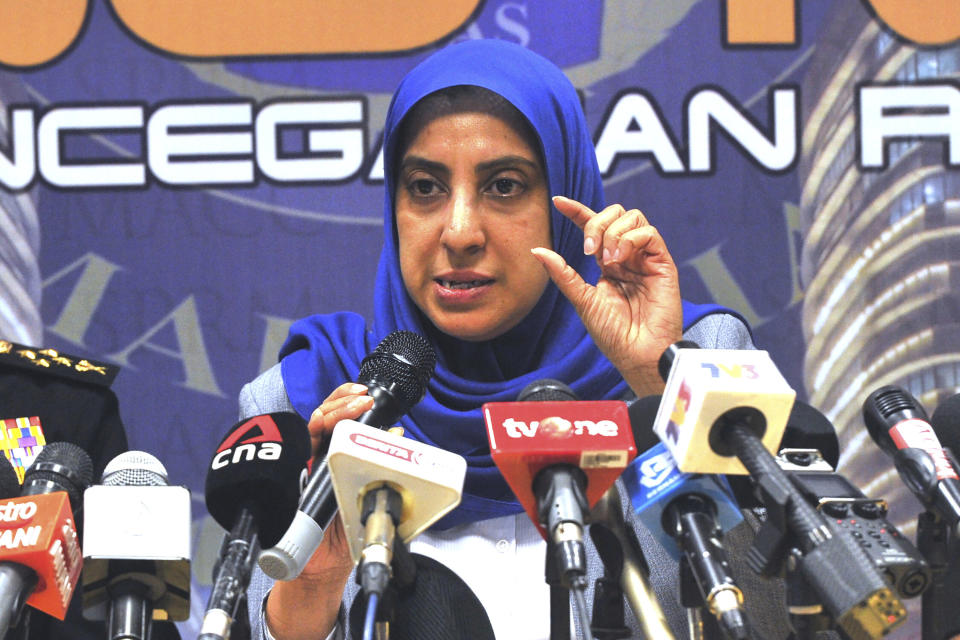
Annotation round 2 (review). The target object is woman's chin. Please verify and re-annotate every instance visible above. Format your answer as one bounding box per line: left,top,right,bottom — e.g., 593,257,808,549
432,316,511,343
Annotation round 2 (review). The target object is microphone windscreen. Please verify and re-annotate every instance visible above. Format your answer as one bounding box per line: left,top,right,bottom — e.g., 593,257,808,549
102,450,169,486
359,330,436,412
727,399,839,508
779,400,840,469
205,412,311,547
627,395,663,453
0,456,20,498
931,393,960,455
517,378,577,402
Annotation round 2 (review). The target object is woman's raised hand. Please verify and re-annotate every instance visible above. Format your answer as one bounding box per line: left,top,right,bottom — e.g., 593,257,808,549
265,382,373,640
531,195,683,397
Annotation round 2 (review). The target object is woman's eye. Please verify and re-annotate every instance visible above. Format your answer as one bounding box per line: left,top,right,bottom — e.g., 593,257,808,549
410,179,439,196
490,178,522,196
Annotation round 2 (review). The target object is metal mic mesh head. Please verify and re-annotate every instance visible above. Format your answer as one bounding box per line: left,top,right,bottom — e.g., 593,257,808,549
102,450,169,486
359,330,436,411
518,378,578,402
23,442,94,510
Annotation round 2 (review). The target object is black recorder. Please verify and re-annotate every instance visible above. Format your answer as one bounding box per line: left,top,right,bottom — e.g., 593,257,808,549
776,448,930,600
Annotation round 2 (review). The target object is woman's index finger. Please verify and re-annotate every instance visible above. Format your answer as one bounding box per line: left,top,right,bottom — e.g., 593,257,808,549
552,195,596,229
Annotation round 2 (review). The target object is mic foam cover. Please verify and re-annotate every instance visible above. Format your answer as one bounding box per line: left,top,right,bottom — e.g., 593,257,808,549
0,455,21,498
205,412,311,547
628,395,665,453
780,400,840,468
517,378,578,402
931,393,960,455
727,399,840,508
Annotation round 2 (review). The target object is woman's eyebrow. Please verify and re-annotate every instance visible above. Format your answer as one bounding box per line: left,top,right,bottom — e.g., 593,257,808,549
475,155,539,174
399,155,447,175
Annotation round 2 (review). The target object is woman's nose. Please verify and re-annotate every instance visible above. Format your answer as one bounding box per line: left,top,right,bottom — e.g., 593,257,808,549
441,191,485,254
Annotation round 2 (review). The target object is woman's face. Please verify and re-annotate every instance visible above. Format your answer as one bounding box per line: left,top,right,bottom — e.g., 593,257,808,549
395,110,552,342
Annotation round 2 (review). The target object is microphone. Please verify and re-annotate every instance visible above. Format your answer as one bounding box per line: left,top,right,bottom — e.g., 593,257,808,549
0,457,22,498
656,342,907,640
623,396,748,640
326,419,466,599
862,385,960,526
81,451,191,640
0,442,91,637
200,412,311,640
0,456,28,636
652,341,796,474
911,392,960,640
486,379,636,640
483,381,637,586
930,393,960,454
259,330,436,581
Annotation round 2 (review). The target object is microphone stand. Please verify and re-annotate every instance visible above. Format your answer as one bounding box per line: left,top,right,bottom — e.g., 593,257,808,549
587,524,630,640
544,541,570,640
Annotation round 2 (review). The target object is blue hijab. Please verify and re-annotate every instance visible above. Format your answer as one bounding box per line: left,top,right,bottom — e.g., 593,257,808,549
280,39,727,527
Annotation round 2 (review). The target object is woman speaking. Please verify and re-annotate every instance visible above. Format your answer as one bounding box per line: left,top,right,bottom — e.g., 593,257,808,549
240,39,774,640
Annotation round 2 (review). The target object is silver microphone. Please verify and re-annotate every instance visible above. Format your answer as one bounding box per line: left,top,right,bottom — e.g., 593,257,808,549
82,451,191,640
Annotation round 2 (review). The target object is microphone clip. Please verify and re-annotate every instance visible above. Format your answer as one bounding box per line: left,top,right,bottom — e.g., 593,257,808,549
744,471,795,577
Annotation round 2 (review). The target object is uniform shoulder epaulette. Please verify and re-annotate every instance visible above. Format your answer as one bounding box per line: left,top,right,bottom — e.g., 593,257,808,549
0,340,120,387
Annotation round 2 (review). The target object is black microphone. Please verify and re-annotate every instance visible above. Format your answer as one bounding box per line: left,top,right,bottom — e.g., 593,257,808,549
259,330,436,581
0,443,92,637
930,393,960,454
0,456,27,636
516,379,591,590
917,392,960,640
0,457,21,498
200,412,311,640
515,379,592,640
863,385,960,527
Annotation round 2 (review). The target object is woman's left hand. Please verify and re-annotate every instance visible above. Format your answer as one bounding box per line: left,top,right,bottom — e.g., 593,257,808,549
531,195,683,397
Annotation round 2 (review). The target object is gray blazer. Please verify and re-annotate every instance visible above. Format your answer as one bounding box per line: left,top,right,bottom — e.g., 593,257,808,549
241,314,794,639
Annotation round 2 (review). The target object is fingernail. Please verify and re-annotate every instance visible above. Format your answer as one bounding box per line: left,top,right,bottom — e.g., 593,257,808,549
584,237,596,254
613,248,622,262
310,406,324,422
602,248,612,263
349,383,368,394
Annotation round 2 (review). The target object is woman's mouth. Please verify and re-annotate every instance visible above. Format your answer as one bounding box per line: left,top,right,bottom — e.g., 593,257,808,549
437,278,495,290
